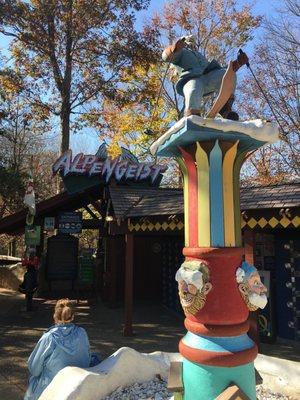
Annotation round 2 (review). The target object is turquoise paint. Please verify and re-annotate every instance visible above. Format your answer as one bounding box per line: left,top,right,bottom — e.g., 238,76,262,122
156,119,266,157
183,359,256,400
182,332,254,353
209,140,224,246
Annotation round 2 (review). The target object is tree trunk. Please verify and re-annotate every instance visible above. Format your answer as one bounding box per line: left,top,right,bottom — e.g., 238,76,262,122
60,99,71,154
59,0,73,155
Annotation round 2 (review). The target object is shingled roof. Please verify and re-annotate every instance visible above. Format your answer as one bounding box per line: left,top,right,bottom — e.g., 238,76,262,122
240,181,300,209
1,181,299,235
109,181,300,218
109,186,183,218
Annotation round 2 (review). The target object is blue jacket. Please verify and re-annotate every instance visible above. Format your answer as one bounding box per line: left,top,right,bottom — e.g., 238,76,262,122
24,324,91,400
162,48,221,95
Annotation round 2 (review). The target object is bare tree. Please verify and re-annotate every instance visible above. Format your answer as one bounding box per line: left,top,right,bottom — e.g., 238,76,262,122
240,0,300,184
0,73,58,219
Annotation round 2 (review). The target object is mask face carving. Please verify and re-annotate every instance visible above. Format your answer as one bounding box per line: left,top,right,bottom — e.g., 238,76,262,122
236,261,268,311
175,260,212,316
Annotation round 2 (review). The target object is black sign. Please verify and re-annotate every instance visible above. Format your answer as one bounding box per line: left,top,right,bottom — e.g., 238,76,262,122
58,212,82,234
46,234,78,281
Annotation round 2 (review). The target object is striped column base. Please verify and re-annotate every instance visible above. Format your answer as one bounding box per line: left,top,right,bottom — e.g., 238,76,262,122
182,359,256,400
179,327,257,399
179,334,258,367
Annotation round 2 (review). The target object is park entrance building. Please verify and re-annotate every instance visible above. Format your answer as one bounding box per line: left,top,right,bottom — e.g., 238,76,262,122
0,146,299,343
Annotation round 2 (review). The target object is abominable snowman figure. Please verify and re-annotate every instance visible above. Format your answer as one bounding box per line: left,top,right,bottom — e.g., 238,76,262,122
175,260,212,316
162,35,249,120
236,261,268,311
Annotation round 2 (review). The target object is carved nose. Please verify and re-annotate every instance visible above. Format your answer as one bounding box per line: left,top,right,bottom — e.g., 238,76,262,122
262,285,267,293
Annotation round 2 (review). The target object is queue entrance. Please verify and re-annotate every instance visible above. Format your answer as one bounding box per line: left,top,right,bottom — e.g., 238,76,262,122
46,234,79,291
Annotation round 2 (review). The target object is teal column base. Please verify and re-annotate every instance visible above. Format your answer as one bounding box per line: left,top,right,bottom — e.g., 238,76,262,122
182,359,256,400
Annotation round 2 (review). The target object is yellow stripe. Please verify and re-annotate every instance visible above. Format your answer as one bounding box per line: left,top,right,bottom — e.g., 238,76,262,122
177,156,189,246
196,142,210,247
223,141,239,246
233,150,247,246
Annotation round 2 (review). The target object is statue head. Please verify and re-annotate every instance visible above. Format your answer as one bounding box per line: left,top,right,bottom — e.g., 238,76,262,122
175,260,212,316
236,261,267,311
181,35,197,51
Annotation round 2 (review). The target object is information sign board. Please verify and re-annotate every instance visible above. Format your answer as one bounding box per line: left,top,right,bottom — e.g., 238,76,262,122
44,217,55,231
25,225,41,246
58,212,82,234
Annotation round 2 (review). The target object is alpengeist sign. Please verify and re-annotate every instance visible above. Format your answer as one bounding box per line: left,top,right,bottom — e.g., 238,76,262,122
52,150,167,184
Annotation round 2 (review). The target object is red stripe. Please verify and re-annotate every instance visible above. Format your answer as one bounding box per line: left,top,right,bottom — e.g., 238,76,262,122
184,319,250,337
179,147,198,247
183,246,244,258
179,340,258,367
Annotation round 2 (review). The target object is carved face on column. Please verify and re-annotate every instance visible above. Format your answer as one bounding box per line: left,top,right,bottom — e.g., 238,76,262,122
236,261,268,311
175,260,212,316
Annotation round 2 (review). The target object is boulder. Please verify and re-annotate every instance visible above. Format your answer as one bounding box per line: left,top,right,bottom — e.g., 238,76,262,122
39,347,181,400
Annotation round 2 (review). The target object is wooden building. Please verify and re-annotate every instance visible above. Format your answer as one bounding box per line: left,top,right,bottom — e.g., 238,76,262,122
0,154,299,342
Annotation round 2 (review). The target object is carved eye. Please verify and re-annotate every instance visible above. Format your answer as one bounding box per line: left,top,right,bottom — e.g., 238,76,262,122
179,281,186,290
188,284,197,295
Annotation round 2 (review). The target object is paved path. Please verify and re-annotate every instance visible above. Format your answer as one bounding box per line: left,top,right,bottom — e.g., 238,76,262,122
0,289,299,400
0,290,184,400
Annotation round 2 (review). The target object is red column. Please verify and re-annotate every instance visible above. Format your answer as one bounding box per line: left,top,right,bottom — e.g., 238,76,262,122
183,247,249,324
179,247,258,368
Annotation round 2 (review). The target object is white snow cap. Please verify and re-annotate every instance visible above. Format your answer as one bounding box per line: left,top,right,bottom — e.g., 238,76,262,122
175,261,204,289
150,116,279,155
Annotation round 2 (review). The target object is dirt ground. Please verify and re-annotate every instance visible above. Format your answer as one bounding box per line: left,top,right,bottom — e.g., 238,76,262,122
1,288,299,400
0,289,185,400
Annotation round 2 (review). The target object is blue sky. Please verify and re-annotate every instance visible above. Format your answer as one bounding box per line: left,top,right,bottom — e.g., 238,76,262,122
74,0,278,154
0,0,280,155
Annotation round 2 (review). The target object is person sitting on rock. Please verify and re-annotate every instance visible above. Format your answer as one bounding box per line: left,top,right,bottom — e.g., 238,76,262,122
24,298,100,400
162,35,249,120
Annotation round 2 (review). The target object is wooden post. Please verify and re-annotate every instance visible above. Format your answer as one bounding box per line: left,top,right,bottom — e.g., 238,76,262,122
108,237,118,308
123,234,134,336
244,229,255,265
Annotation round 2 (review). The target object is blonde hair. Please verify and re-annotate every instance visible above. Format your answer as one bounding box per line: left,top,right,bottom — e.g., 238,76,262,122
53,298,74,324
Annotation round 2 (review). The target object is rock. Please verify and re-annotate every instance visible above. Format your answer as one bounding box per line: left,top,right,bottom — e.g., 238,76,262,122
104,380,293,400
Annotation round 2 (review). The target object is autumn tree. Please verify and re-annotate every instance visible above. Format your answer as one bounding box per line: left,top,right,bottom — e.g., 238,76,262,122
0,67,59,255
98,0,261,156
86,64,177,158
0,0,156,153
239,0,300,184
0,68,57,219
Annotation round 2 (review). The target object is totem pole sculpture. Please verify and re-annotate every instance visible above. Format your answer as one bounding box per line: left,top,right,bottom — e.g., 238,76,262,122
150,36,279,400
